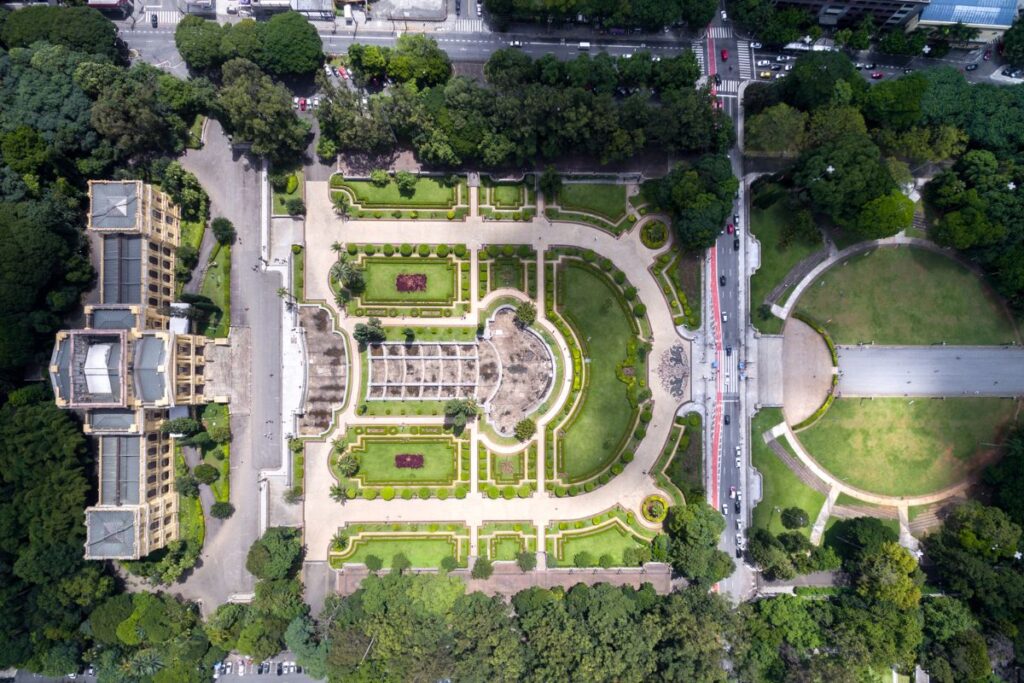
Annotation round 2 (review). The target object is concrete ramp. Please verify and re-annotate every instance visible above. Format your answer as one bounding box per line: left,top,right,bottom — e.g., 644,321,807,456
757,335,784,406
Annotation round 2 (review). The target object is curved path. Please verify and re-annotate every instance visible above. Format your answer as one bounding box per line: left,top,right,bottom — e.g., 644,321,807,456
301,182,692,563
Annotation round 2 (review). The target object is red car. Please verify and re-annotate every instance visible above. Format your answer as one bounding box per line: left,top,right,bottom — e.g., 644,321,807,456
299,98,307,111
720,48,729,61
339,65,349,79
726,223,735,234
983,50,992,61
871,71,884,79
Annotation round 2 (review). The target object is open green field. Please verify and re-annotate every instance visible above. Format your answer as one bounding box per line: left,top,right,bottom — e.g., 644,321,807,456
180,220,205,251
361,257,455,304
558,523,647,565
750,202,823,335
339,177,457,208
492,184,524,208
559,264,636,480
751,408,826,538
199,245,231,337
338,536,459,568
796,247,1019,345
557,183,627,221
352,437,457,485
798,398,1020,496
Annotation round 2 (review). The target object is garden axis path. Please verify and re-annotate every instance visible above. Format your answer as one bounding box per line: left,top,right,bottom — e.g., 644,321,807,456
300,181,691,565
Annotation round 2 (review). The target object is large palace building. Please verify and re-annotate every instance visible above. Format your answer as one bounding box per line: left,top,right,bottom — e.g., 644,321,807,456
49,180,224,561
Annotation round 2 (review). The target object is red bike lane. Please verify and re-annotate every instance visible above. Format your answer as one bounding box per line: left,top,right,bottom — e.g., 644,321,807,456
706,27,724,512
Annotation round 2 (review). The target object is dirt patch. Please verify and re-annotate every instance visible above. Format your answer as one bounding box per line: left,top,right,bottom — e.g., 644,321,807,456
299,307,347,436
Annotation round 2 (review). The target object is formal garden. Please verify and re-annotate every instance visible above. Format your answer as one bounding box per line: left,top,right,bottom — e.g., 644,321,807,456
329,522,471,569
544,507,657,568
478,176,537,221
329,173,470,220
545,181,638,234
479,522,538,561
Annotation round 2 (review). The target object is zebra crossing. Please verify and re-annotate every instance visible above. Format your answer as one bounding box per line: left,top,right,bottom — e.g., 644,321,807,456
717,79,740,93
444,17,485,32
145,9,182,26
692,40,706,73
736,41,752,80
708,26,732,39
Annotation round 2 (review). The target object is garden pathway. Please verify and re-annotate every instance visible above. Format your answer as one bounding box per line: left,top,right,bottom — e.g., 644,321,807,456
301,181,691,563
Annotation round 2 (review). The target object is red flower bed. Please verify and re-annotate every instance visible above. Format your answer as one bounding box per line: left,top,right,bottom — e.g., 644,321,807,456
395,453,424,469
396,273,427,292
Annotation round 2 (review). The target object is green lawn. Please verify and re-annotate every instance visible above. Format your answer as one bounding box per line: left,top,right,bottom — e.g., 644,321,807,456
492,184,525,208
178,492,205,548
796,247,1019,345
559,264,636,480
186,115,205,149
557,183,627,221
352,437,457,485
558,523,647,566
199,245,230,338
180,220,205,251
750,202,823,335
361,257,456,304
292,246,305,300
751,408,827,538
798,398,1020,496
272,171,304,215
491,536,523,560
340,177,457,208
340,536,460,568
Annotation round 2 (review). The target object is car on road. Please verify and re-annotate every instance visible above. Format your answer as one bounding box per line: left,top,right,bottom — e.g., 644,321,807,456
984,50,992,60
277,662,283,675
864,63,876,69
719,275,727,286
722,504,729,515
150,13,158,27
903,67,913,74
735,546,743,557
965,63,979,71
477,0,482,16
729,486,736,498
750,41,762,49
726,223,734,234
871,71,884,79
735,499,741,513
785,64,793,71
735,533,743,546
733,238,739,251
735,456,741,468
725,346,732,356
455,0,461,13
721,312,728,323
720,49,728,61
510,40,523,47
713,73,722,85
756,59,771,66
758,70,772,79
736,518,743,531
721,9,727,20
771,64,782,71
292,97,299,109
724,414,731,425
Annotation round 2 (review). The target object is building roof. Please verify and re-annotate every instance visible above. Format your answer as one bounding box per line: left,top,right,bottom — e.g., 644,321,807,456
919,0,1016,27
91,307,138,330
101,234,142,305
85,508,137,559
90,181,139,230
99,435,141,505
88,409,138,432
133,335,167,403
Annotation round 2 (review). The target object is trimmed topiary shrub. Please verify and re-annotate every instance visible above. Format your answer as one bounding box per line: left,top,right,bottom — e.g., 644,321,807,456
436,244,450,257
381,486,395,501
400,243,413,256
383,244,395,256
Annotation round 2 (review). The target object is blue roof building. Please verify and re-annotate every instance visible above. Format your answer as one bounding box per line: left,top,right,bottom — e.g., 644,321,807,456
916,0,1018,39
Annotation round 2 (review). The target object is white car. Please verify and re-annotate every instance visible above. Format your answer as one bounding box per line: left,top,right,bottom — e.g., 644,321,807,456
784,64,793,71
735,457,741,468
720,9,727,20
476,1,482,16
510,40,523,47
291,97,299,109
323,63,333,77
312,95,321,109
756,59,771,66
750,41,762,49
722,504,729,515
729,486,736,499
736,519,744,532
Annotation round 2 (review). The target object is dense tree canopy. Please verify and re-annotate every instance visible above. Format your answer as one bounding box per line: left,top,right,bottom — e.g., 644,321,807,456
175,12,323,77
650,155,739,253
0,6,119,62
483,0,715,30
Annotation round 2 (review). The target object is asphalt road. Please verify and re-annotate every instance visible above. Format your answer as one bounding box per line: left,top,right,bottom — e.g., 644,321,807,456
837,345,1024,397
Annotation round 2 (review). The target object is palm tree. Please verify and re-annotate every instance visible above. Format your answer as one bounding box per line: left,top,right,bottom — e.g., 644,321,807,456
330,483,349,503
331,240,344,254
127,649,164,678
329,255,355,285
331,530,349,551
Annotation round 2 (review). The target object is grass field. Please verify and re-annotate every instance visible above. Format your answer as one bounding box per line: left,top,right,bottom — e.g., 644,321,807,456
272,171,304,215
361,257,456,304
796,247,1019,345
750,202,823,335
180,220,205,251
339,536,459,568
340,177,457,208
491,536,523,560
352,437,457,485
199,245,230,338
751,408,826,538
798,397,1020,496
559,264,636,480
557,183,627,221
492,184,524,208
558,523,647,565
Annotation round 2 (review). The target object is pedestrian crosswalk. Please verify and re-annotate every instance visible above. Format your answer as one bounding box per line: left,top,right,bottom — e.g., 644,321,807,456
692,40,706,73
708,26,732,39
144,9,181,26
736,41,752,80
721,349,741,395
717,79,740,93
444,17,485,32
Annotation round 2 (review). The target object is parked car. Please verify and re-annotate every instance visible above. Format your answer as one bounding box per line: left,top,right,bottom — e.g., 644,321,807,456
871,71,884,79
771,64,782,71
735,546,743,557
735,499,741,512
784,64,793,71
726,223,734,234
276,662,283,676
864,63,876,69
736,518,744,532
324,63,333,77
455,0,461,13
312,96,321,109
299,98,307,111
756,59,771,66
758,70,772,78
340,65,349,79
965,63,979,71
774,73,785,79
730,486,736,499
720,48,728,61
750,41,762,49
733,238,740,251
735,456,741,468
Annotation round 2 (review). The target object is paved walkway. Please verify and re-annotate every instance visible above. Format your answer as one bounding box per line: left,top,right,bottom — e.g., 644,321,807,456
837,345,1024,397
781,318,834,423
301,181,692,564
